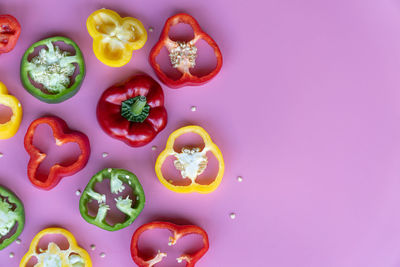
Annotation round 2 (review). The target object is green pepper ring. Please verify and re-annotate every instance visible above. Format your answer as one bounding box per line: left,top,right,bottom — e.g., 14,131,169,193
20,36,85,104
79,168,145,231
0,185,25,250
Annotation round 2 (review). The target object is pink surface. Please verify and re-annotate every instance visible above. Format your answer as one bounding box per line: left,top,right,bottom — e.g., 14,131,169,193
2,0,400,266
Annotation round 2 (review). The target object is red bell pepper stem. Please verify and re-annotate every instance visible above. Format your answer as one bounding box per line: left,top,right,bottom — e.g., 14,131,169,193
149,13,223,88
24,116,90,190
131,221,209,267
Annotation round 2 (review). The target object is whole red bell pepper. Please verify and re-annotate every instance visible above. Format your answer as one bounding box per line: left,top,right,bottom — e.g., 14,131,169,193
24,116,91,190
0,15,21,54
149,13,223,88
97,74,167,147
131,221,209,267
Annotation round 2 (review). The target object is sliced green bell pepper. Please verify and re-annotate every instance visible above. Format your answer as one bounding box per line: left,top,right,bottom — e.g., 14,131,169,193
0,186,25,250
79,168,145,231
20,36,85,103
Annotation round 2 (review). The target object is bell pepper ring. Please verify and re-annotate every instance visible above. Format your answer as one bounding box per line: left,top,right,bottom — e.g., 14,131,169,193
0,186,25,250
0,14,21,54
97,74,167,147
155,125,224,194
79,168,145,231
20,36,85,103
87,9,147,67
20,227,92,267
24,116,91,190
131,221,209,267
0,81,22,139
149,13,223,88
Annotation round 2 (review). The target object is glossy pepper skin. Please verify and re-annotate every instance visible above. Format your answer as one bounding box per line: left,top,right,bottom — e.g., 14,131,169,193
0,186,25,250
87,9,147,67
149,13,223,88
131,221,209,267
0,15,21,54
97,74,167,147
20,227,92,267
0,81,22,139
155,125,225,194
20,36,85,103
24,116,90,190
79,168,145,231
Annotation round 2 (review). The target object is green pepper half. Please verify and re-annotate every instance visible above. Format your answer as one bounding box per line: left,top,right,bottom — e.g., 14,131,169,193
20,36,85,104
79,168,145,231
0,186,25,250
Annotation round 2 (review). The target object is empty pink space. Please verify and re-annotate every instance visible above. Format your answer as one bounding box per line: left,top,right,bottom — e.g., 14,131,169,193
1,0,400,266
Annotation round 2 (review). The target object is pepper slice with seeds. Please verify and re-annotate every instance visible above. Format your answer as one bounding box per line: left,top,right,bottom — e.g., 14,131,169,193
0,15,21,54
20,36,85,103
79,168,145,231
149,13,223,88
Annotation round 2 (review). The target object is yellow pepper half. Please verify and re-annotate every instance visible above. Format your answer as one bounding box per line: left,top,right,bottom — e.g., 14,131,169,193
87,9,147,67
20,227,92,267
155,125,225,194
0,81,22,139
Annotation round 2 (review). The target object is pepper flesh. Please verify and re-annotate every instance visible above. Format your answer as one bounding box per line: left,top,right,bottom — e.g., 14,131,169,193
97,74,167,147
20,227,92,267
87,9,147,67
0,81,22,139
20,36,85,103
155,125,224,194
131,221,209,267
79,168,145,231
149,13,223,88
24,116,91,190
0,186,25,250
0,15,21,54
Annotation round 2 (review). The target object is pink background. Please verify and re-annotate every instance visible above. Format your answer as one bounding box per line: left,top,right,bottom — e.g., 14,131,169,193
2,0,400,266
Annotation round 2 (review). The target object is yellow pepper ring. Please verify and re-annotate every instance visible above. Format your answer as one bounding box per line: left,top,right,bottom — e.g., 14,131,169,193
155,125,225,194
20,227,92,267
0,81,22,140
87,9,147,67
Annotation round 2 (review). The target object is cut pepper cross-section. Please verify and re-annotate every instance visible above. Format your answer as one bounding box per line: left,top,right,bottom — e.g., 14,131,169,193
24,116,91,190
87,9,147,67
79,168,145,231
0,14,21,54
0,81,22,139
131,221,209,267
20,227,92,267
149,13,223,88
155,125,225,194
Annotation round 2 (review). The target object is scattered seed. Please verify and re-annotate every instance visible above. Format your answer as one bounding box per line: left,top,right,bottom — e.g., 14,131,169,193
100,252,106,258
16,239,21,244
191,106,197,112
18,103,21,107
9,252,14,258
108,168,112,173
151,146,157,151
75,190,81,196
149,27,154,32
0,153,3,158
237,176,243,182
102,152,109,158
177,258,183,263
90,244,96,250
230,213,236,219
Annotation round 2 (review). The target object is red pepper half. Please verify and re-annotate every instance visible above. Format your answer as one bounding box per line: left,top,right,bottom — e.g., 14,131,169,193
0,15,21,54
24,116,91,190
97,74,167,147
149,13,223,88
131,221,209,267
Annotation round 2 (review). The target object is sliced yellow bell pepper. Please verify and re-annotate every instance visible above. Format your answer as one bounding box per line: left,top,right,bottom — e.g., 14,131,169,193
0,81,22,139
20,227,92,267
155,125,225,194
87,9,147,67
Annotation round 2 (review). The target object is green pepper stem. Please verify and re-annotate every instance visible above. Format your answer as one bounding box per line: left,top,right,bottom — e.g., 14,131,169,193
131,96,147,116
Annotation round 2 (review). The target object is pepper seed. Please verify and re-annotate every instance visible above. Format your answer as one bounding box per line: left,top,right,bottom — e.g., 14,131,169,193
9,252,14,258
191,106,197,112
90,244,96,250
230,213,236,219
100,252,106,258
237,176,243,182
149,27,154,32
75,190,81,196
102,152,109,158
0,153,3,158
16,239,21,244
151,146,157,151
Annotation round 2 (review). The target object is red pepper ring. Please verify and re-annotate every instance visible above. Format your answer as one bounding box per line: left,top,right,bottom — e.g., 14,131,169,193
24,116,91,190
149,13,223,88
0,15,21,54
131,221,209,267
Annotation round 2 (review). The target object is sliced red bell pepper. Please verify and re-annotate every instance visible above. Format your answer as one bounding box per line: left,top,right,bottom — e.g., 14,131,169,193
24,116,91,190
97,74,167,147
131,221,209,267
149,13,223,88
0,15,21,54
